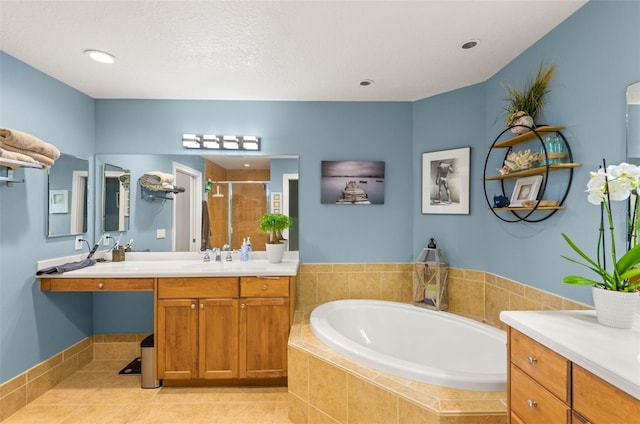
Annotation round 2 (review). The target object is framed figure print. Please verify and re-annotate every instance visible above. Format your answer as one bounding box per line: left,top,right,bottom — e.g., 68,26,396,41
421,147,470,214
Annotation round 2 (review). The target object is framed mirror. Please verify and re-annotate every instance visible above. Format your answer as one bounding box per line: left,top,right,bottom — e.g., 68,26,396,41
47,153,89,237
627,81,640,162
95,154,298,252
626,81,640,248
101,163,130,232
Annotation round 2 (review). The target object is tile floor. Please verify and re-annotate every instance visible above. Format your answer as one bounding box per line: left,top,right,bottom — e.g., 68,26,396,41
4,360,292,424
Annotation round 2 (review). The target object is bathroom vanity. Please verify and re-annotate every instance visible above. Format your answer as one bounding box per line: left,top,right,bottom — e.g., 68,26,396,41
500,310,640,424
38,252,299,387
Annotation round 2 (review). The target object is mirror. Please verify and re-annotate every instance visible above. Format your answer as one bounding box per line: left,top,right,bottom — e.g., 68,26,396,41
627,81,640,163
626,81,640,248
47,153,89,237
101,163,130,232
95,154,299,252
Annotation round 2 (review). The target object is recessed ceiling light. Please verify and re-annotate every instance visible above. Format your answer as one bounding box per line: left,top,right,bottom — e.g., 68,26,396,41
460,40,480,50
359,79,374,87
83,49,116,64
244,163,251,167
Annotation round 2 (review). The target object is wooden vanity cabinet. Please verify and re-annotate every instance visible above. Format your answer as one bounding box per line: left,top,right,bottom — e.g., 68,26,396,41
239,276,290,378
156,275,295,383
156,277,239,380
507,327,640,424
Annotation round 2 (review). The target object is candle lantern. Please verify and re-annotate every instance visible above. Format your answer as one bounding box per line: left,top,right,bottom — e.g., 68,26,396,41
413,242,449,311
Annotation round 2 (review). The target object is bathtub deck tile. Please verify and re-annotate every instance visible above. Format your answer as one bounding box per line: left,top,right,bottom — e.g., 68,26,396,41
288,314,507,424
438,399,506,415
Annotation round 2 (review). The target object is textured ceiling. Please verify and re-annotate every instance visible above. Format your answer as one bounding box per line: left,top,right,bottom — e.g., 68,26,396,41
0,0,587,102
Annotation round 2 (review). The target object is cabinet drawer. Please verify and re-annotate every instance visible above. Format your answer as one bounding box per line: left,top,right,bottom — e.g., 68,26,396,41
158,277,238,299
510,329,570,403
240,277,289,297
510,364,570,424
40,278,153,291
573,364,640,424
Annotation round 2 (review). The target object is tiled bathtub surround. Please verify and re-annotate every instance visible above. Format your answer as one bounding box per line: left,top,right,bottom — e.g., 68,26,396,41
288,313,507,424
0,334,147,422
289,263,591,424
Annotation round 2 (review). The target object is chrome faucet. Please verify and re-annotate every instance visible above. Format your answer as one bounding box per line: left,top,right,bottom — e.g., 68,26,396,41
222,244,232,262
203,249,211,262
213,247,221,262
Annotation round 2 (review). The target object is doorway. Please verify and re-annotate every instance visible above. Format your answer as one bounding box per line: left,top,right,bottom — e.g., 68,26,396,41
172,162,202,252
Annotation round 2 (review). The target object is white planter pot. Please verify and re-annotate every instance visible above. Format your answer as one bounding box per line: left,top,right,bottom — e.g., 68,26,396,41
265,242,286,263
509,113,534,134
592,286,639,329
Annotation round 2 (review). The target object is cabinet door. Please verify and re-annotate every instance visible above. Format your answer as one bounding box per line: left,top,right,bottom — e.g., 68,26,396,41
199,298,239,379
573,364,640,424
157,299,198,380
239,297,290,378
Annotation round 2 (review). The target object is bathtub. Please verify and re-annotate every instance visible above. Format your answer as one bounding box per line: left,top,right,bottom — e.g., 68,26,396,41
310,299,507,392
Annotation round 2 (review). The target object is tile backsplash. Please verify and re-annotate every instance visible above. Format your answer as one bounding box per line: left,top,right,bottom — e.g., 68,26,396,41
296,263,592,329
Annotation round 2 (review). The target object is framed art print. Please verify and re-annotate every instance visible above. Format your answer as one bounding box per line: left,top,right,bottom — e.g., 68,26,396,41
49,190,69,214
421,147,470,214
321,161,385,205
510,175,543,207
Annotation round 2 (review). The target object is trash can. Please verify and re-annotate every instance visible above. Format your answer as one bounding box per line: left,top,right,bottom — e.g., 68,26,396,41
140,334,161,389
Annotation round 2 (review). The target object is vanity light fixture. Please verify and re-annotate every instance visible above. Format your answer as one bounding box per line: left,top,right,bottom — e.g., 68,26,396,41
242,136,260,150
182,134,201,149
222,135,240,150
202,135,220,149
182,134,261,151
83,49,116,64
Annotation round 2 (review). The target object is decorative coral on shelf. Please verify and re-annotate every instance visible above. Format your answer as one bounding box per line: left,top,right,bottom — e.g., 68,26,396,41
503,149,540,172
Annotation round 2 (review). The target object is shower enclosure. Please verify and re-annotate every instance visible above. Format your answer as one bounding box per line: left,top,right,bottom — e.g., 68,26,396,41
206,181,270,250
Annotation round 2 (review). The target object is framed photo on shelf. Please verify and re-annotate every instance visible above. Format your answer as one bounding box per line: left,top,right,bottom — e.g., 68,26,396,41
510,175,543,207
49,190,69,214
421,147,470,214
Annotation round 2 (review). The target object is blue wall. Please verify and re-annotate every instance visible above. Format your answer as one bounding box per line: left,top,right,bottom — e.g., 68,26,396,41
1,0,639,384
0,53,95,383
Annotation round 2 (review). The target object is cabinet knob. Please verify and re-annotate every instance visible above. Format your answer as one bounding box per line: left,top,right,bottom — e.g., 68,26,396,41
526,355,537,365
240,304,246,309
262,284,268,290
190,303,196,309
527,399,537,408
200,303,204,309
97,283,104,289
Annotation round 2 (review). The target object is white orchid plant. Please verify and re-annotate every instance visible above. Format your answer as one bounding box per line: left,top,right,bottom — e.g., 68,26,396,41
562,161,640,292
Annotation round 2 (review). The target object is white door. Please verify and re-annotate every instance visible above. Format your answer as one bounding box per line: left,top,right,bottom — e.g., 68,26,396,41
172,162,202,252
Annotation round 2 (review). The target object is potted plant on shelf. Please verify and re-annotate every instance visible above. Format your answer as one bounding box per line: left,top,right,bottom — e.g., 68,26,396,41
258,212,292,263
561,160,640,328
502,62,556,134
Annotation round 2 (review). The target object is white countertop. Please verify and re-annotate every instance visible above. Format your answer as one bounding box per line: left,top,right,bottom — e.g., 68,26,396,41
500,310,640,400
36,251,299,278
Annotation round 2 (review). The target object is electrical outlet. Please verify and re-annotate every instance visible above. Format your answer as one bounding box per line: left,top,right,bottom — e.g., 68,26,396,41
103,233,110,246
75,236,84,251
157,228,166,239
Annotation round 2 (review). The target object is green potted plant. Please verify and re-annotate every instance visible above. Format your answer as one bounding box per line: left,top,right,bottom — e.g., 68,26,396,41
258,213,292,263
502,62,556,133
561,160,640,328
